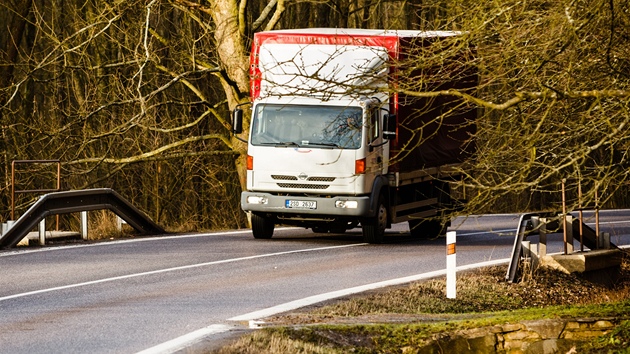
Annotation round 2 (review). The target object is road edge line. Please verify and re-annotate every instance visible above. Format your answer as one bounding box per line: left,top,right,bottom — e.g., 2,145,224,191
135,324,233,354
229,258,510,323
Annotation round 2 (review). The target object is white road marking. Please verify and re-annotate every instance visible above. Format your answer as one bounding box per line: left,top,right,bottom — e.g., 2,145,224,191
157,244,630,352
0,228,286,257
3,215,629,258
5,213,630,353
0,243,367,302
144,244,630,353
454,220,630,237
229,258,510,322
140,258,511,353
135,324,234,354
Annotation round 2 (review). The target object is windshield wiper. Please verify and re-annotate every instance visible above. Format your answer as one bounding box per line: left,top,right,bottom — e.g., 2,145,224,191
258,141,301,147
304,142,342,148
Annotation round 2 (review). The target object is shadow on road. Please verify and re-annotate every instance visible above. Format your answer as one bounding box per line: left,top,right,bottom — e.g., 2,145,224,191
264,228,446,245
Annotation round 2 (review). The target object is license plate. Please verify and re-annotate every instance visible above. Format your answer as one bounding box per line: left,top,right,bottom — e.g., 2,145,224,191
285,200,317,209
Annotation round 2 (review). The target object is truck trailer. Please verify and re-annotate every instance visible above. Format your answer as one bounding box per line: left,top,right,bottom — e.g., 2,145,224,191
233,28,477,243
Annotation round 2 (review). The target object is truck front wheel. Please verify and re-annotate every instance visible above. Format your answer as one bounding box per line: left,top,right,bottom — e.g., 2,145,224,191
362,198,387,244
251,213,274,239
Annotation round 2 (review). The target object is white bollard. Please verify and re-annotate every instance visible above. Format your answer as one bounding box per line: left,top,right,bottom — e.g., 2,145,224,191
446,231,456,299
81,211,89,240
39,218,46,246
117,216,126,232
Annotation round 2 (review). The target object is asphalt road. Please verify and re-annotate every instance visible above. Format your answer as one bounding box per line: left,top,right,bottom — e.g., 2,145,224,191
1,210,629,354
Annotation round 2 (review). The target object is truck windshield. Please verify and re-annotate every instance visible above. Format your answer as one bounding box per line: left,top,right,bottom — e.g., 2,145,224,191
250,104,362,149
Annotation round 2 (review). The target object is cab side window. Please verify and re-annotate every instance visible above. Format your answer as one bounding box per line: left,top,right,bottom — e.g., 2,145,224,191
368,107,380,143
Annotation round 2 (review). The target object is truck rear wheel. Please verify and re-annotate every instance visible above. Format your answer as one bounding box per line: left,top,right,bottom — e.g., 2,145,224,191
362,198,387,244
251,213,274,239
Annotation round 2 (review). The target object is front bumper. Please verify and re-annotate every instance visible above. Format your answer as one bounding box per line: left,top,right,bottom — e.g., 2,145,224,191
241,192,371,217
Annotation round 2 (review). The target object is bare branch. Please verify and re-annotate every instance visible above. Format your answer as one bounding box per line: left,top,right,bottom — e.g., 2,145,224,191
252,0,277,31
264,0,285,31
238,0,247,37
399,88,630,111
68,134,235,165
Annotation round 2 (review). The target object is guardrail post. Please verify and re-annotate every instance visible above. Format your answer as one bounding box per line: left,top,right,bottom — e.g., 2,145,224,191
539,217,547,257
600,232,610,249
39,218,46,246
117,216,128,232
565,214,574,254
6,220,15,243
522,240,531,257
81,211,88,240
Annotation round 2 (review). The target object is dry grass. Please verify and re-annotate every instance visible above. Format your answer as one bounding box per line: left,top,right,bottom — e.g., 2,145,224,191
213,330,339,354
88,210,129,240
213,251,630,353
313,264,630,318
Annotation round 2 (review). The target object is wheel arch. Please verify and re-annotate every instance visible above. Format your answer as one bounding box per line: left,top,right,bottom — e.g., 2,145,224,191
368,176,392,226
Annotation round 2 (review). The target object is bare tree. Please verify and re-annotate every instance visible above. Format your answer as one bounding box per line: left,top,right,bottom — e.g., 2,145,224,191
1,0,628,232
399,0,630,214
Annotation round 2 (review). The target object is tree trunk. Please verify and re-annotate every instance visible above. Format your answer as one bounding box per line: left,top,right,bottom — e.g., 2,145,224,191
208,0,251,192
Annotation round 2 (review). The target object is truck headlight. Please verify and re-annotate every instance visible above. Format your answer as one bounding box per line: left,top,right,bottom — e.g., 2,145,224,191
247,196,268,205
335,200,358,209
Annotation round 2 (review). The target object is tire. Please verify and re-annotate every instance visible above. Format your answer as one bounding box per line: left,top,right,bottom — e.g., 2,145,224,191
362,197,387,244
251,213,274,239
409,218,444,239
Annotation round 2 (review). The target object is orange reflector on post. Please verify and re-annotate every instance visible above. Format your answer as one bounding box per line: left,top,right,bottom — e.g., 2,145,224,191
447,243,456,255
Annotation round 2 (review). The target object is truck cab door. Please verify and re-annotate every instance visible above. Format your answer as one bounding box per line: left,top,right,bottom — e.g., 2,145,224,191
365,106,389,176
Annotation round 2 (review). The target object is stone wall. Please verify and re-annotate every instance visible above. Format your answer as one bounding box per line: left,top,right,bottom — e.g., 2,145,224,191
418,317,627,354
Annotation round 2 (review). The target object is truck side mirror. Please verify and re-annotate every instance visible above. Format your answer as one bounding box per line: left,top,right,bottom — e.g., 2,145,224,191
232,108,243,134
383,113,397,140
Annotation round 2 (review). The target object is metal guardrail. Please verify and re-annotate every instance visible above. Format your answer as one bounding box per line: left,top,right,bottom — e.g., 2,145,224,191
0,188,164,249
506,211,616,283
505,213,542,283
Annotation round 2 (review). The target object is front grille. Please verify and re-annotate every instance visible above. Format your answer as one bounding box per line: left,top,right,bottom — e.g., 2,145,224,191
272,175,335,182
277,183,329,190
307,176,335,182
271,175,298,181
